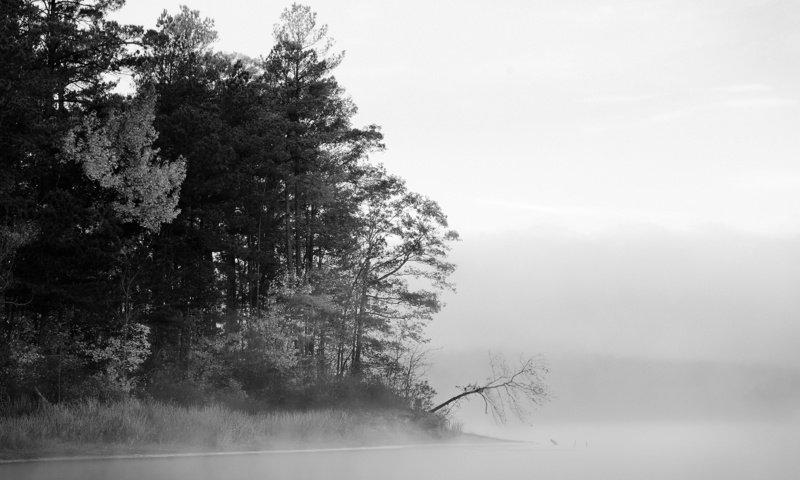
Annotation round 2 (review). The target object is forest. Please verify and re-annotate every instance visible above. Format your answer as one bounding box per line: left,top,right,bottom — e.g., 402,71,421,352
0,0,460,413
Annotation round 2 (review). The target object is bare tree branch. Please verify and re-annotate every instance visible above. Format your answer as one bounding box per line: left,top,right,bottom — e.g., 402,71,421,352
429,354,550,423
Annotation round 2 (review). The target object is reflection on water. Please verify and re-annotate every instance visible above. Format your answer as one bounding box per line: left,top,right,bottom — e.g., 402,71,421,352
3,421,798,480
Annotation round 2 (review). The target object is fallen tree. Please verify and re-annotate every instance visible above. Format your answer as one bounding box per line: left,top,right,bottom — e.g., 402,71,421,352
429,354,550,422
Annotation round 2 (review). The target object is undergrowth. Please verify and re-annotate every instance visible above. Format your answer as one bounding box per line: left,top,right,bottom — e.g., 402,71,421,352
0,399,457,458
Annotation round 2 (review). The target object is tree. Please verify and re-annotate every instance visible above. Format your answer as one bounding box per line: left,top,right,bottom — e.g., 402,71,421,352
0,0,141,296
62,93,186,232
139,6,218,88
263,3,381,278
273,3,338,58
321,167,458,377
429,354,551,422
12,0,140,113
379,343,437,410
1,2,461,409
0,0,178,402
132,7,244,374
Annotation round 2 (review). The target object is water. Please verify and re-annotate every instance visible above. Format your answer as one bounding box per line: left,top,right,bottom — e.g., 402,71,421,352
503,421,800,480
2,421,797,479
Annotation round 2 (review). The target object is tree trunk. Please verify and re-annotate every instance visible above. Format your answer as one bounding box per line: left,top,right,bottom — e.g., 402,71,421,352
429,388,484,414
285,188,293,275
294,181,301,276
350,265,370,376
305,204,315,272
225,252,238,330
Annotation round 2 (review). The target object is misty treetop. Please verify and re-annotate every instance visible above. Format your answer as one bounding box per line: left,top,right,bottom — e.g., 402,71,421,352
0,1,458,410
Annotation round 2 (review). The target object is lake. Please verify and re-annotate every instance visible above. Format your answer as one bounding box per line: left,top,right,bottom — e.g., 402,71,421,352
2,421,797,480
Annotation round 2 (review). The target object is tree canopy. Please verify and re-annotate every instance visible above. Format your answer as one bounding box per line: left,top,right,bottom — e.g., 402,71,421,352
0,2,459,412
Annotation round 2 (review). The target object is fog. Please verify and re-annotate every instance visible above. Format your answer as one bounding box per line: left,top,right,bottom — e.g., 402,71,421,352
424,225,800,426
5,226,798,480
5,422,799,480
430,352,800,424
428,225,800,366
4,1,794,478
416,223,800,478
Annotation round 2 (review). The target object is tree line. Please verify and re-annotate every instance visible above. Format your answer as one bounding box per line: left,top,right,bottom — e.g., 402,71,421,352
0,1,458,411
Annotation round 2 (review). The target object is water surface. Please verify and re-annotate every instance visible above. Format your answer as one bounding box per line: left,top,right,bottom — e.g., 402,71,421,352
3,421,797,480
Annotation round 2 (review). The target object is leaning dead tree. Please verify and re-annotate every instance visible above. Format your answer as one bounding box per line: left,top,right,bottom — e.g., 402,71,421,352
429,354,550,422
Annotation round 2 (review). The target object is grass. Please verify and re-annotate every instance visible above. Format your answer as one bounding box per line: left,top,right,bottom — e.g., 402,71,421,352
0,399,460,460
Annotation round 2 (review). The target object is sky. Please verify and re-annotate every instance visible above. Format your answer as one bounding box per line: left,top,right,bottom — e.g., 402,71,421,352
112,0,800,237
113,0,800,422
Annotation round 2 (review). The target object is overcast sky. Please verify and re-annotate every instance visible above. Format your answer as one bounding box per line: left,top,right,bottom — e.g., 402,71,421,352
114,0,800,389
114,0,800,234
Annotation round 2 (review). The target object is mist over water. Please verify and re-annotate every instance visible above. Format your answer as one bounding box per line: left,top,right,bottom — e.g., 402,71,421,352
4,420,798,480
415,339,800,479
8,202,796,480
402,222,800,479
5,349,799,479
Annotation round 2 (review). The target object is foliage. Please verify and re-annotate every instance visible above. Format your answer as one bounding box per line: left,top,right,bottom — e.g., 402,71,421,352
85,322,151,396
139,5,218,87
62,94,186,232
0,222,37,293
1,2,459,417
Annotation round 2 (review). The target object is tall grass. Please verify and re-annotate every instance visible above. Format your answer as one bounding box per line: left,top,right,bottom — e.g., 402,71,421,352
0,399,456,458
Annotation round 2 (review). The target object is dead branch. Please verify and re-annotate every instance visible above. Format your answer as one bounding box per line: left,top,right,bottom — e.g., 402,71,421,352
429,353,550,423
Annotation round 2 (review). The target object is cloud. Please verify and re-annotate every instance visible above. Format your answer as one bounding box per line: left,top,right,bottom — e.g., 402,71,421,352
728,171,800,191
473,199,697,233
717,84,772,93
577,94,656,104
471,198,800,237
646,96,797,123
721,97,798,108
476,200,654,219
646,105,707,122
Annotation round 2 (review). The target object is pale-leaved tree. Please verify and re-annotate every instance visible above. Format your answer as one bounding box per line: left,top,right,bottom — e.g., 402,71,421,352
62,94,186,232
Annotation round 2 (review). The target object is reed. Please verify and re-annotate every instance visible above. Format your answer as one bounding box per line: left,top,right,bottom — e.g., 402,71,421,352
0,399,455,458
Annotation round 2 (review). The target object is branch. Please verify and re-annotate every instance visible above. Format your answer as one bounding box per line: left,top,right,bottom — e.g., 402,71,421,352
428,354,550,421
429,386,484,414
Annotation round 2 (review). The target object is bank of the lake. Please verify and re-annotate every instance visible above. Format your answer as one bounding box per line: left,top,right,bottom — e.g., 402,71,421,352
0,399,462,461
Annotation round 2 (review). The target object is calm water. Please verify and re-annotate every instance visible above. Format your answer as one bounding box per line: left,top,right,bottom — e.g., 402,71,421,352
3,421,798,480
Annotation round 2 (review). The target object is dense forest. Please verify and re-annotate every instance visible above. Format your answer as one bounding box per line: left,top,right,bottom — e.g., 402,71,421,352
0,1,458,412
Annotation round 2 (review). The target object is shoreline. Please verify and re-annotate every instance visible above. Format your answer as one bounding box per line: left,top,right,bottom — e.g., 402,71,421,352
0,399,476,462
0,434,521,464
